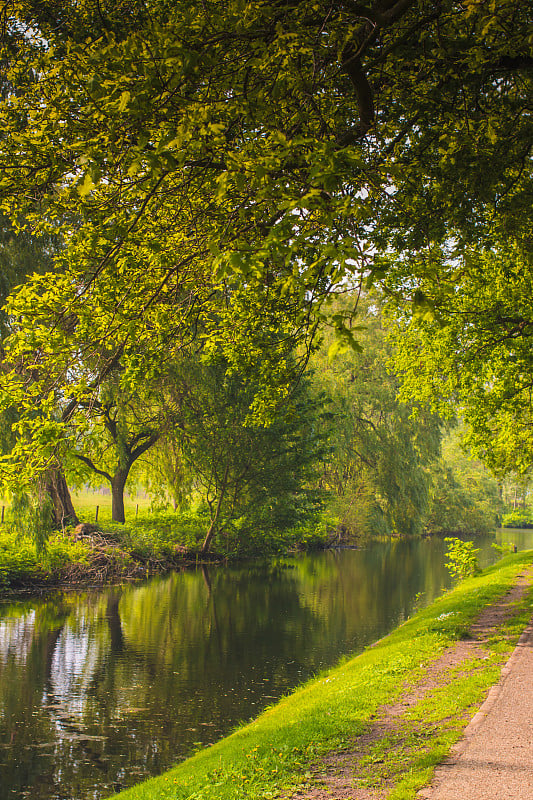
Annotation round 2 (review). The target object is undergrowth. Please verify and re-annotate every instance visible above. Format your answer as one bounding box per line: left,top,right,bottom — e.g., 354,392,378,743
0,529,90,587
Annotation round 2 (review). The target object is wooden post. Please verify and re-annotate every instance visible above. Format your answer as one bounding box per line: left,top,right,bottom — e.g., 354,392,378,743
1,506,4,523
95,505,99,523
136,503,139,518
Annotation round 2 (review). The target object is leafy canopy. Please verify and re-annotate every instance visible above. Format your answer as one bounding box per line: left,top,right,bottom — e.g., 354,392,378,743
389,244,533,477
0,0,531,485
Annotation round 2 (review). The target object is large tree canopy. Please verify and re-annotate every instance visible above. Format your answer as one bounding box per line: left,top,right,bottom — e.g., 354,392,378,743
0,0,531,486
1,0,531,284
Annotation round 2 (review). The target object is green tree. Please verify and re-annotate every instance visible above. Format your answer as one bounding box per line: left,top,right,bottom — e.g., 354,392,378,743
66,374,162,524
164,288,325,554
0,263,179,523
0,0,532,505
311,294,442,538
390,245,533,480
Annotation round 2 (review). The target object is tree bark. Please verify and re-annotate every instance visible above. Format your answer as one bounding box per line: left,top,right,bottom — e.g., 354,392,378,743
200,465,230,554
45,467,79,528
111,471,127,523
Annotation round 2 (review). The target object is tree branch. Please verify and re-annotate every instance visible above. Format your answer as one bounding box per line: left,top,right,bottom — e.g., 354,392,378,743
130,432,159,462
72,453,112,483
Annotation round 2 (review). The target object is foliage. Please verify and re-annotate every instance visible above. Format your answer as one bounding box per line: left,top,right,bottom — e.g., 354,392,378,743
444,537,481,581
136,436,193,512
0,531,40,586
425,467,498,536
103,510,207,557
311,294,443,538
0,2,531,547
0,215,79,532
500,472,533,512
152,292,326,552
501,510,533,529
0,236,318,535
0,529,89,586
1,0,530,281
424,429,502,535
389,245,533,481
0,0,530,491
9,487,55,552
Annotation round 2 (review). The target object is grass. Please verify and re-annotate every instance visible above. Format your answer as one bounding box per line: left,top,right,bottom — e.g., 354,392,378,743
0,528,90,587
108,550,533,800
72,489,155,525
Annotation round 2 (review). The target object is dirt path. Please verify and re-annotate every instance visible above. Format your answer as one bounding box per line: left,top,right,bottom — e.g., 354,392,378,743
290,570,533,800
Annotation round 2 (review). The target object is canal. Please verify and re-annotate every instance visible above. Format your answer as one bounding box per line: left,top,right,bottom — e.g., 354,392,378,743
0,531,530,799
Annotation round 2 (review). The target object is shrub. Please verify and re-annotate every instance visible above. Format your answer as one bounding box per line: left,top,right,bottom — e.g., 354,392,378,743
444,537,481,581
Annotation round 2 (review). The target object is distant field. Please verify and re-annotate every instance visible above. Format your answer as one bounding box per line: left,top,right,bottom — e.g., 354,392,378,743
72,489,154,524
0,489,157,527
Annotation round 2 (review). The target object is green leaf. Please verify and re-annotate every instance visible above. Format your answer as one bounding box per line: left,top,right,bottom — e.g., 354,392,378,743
118,91,131,112
77,172,95,196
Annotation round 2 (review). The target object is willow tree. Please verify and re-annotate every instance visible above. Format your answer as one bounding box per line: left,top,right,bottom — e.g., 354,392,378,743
163,285,325,554
311,294,442,537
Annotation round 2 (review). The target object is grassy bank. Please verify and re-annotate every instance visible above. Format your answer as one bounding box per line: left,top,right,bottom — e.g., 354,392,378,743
0,508,330,589
109,551,533,800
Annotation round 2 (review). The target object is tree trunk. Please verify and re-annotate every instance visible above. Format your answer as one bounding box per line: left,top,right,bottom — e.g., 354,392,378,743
200,466,230,554
45,468,79,528
111,472,127,523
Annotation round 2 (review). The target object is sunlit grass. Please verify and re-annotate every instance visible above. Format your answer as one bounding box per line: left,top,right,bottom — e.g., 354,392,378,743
72,489,154,524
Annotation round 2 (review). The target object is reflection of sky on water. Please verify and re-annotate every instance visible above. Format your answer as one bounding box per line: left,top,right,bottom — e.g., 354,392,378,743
0,611,36,666
48,617,102,708
45,622,105,739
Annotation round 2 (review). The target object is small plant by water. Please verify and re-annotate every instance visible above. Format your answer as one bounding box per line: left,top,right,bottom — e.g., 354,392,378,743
444,537,480,581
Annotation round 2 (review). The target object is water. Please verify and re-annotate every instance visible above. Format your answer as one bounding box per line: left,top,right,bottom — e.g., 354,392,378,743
0,532,530,800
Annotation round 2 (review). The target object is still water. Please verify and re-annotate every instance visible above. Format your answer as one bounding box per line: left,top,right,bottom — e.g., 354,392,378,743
0,531,531,800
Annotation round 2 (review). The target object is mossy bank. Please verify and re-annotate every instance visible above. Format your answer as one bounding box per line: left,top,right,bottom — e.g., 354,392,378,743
109,551,533,800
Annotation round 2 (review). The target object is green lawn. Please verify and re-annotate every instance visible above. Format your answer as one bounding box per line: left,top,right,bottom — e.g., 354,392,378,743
72,489,154,524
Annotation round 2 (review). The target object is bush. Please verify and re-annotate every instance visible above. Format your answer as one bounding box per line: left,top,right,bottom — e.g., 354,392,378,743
502,510,533,529
0,529,90,586
444,537,481,581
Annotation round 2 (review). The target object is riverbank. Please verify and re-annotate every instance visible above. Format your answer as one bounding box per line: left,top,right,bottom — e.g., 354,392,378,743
0,513,333,591
108,550,533,800
0,525,190,591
